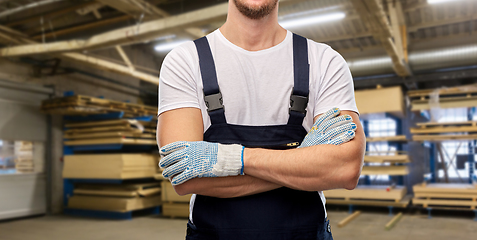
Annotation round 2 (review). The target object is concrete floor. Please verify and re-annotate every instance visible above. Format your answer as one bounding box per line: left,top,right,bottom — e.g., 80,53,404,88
1,210,476,240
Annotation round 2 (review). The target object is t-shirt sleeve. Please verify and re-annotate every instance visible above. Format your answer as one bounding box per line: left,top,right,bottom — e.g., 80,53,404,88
314,46,359,117
158,42,200,116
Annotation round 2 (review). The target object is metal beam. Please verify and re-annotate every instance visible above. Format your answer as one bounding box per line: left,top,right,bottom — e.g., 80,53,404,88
96,0,170,19
0,0,66,19
0,3,228,57
0,25,159,84
351,0,412,77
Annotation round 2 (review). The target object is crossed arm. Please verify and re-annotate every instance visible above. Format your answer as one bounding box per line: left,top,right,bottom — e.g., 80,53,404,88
157,107,365,198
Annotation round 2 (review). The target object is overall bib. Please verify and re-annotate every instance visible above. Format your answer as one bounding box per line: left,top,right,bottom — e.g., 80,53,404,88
186,34,333,240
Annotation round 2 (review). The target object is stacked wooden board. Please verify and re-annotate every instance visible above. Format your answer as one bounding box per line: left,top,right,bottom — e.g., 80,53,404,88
41,95,158,118
411,121,477,141
64,119,157,146
355,86,405,118
413,183,477,210
325,185,411,207
407,84,477,111
160,178,191,218
63,153,159,179
14,141,34,173
67,182,162,212
362,151,411,176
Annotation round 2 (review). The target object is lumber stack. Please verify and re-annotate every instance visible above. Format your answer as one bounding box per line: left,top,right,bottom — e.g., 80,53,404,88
161,177,191,218
407,84,477,111
355,86,405,118
41,95,158,118
325,185,410,207
63,153,159,179
63,119,157,146
412,183,477,210
411,121,477,141
362,151,411,176
68,182,162,212
14,141,34,173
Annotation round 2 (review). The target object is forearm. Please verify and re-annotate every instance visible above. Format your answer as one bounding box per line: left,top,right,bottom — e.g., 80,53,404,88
244,136,365,192
172,175,281,198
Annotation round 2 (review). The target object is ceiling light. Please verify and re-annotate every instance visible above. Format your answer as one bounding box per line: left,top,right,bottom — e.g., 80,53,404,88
428,0,461,4
279,12,346,29
154,40,190,52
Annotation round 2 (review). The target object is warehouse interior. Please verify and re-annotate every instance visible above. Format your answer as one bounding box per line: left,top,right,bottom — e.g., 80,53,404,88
0,0,476,239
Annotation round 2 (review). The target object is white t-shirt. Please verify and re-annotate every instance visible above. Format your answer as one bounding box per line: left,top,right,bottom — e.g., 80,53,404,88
158,29,359,220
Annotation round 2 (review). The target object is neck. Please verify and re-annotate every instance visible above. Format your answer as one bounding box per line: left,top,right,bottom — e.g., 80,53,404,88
220,1,286,51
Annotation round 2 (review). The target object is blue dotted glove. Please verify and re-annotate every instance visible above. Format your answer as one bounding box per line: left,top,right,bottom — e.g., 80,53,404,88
159,141,244,185
299,108,357,148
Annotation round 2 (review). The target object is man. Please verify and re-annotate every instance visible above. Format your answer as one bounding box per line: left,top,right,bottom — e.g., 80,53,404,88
157,0,365,239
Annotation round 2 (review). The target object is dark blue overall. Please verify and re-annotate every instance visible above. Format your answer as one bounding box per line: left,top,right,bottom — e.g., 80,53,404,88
186,34,333,240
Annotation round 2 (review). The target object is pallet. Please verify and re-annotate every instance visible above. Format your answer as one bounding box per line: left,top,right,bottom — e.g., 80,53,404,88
67,195,162,212
366,135,407,143
324,186,407,202
361,165,409,176
412,183,477,210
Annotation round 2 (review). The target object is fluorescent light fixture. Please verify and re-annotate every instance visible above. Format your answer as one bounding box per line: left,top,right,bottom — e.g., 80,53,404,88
428,0,460,4
155,34,176,41
154,40,190,52
279,12,346,29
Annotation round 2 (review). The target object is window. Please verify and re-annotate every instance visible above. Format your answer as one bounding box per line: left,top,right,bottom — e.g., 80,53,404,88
0,140,42,175
434,107,474,181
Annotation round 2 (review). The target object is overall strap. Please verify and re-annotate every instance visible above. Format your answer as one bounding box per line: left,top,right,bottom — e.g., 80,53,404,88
194,36,227,124
288,33,310,126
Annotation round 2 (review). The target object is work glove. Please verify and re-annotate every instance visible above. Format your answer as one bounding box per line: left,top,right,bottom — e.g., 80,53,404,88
159,141,244,185
299,108,357,148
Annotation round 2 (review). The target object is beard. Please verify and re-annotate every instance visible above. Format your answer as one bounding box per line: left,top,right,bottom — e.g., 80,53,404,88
233,0,279,20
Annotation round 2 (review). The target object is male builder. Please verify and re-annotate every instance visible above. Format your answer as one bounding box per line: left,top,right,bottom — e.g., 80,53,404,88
157,0,366,239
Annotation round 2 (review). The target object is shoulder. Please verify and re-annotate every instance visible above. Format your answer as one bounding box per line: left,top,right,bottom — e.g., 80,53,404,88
162,41,198,69
306,38,347,67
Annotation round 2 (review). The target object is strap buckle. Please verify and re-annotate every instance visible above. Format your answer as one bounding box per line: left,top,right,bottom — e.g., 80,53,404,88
204,92,224,112
289,94,308,115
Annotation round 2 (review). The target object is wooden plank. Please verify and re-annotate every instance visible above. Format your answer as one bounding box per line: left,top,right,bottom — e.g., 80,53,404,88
385,212,403,230
414,193,477,200
407,84,477,98
64,132,155,140
325,186,407,201
355,86,405,117
162,203,189,218
411,123,477,134
337,211,361,228
413,183,477,195
364,154,410,163
361,166,409,176
416,121,477,127
63,138,157,146
411,96,477,111
326,195,412,208
366,135,407,142
413,134,477,141
412,198,477,209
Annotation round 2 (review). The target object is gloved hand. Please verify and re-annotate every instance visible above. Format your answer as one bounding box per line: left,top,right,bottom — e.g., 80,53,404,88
159,141,244,185
299,108,357,148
